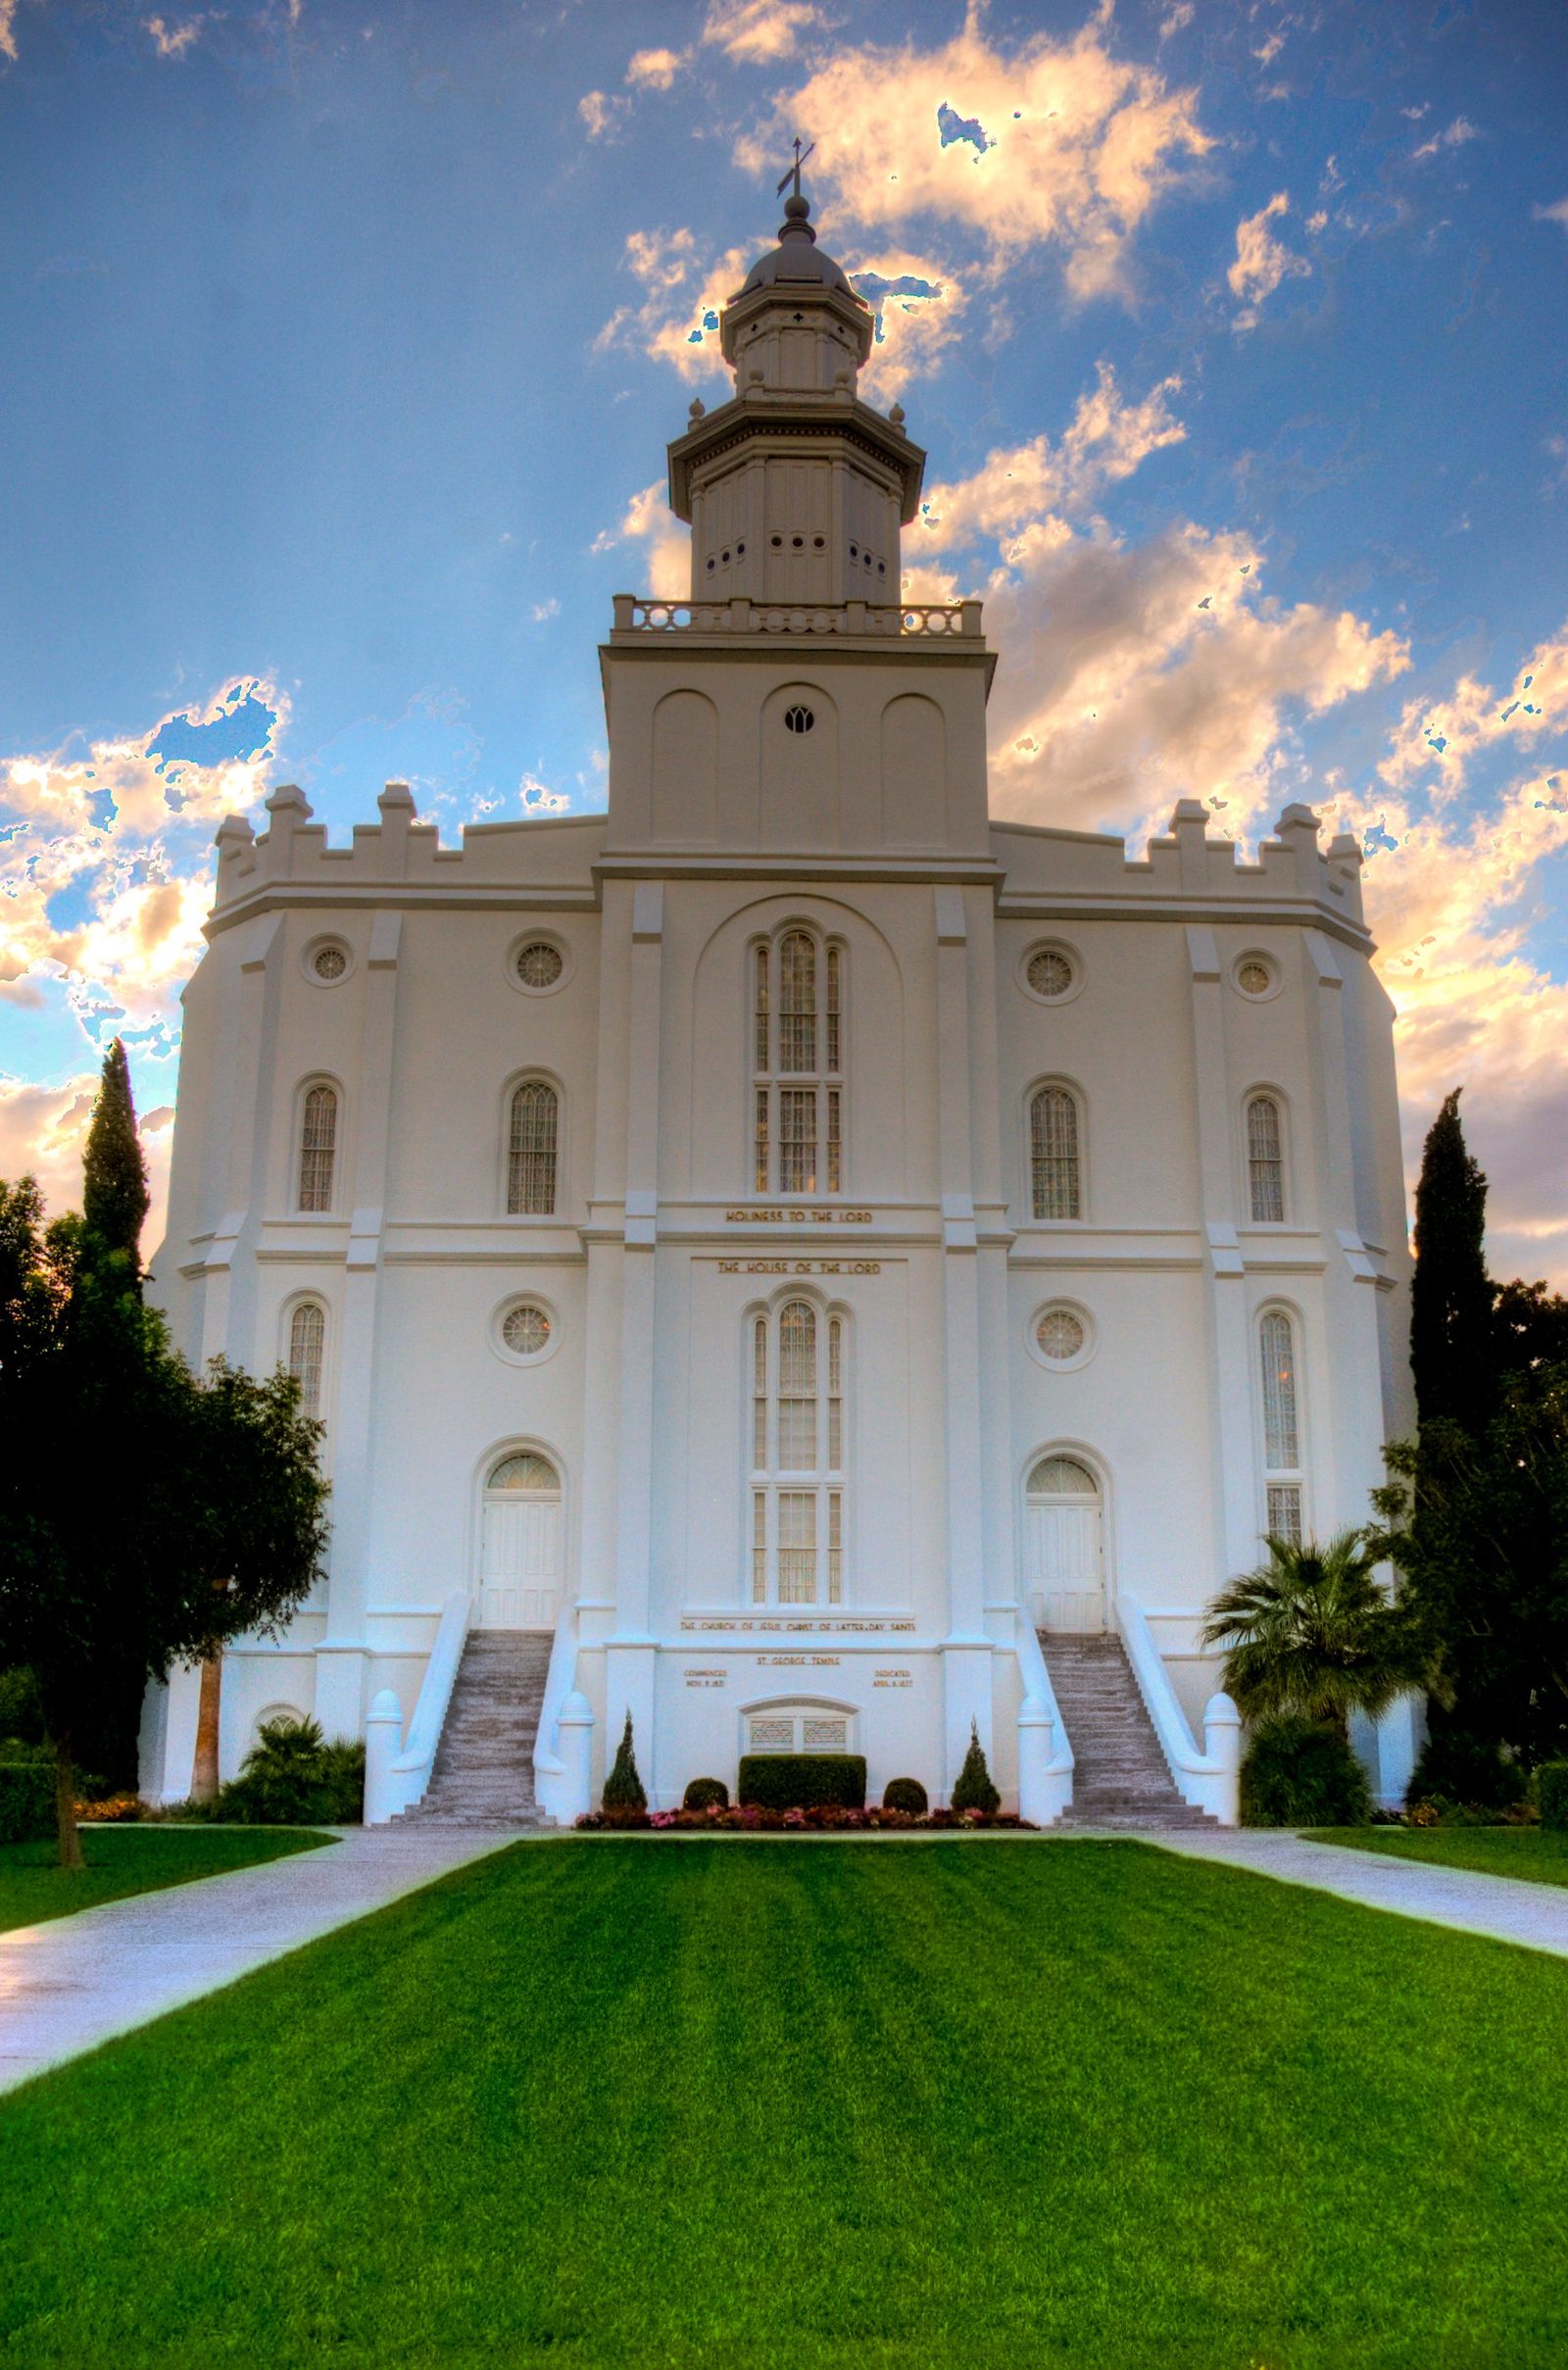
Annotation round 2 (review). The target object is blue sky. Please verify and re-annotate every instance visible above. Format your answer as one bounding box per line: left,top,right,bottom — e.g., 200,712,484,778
1,0,1565,1276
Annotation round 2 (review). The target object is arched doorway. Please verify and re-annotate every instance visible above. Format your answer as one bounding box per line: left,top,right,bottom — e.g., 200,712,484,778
478,1452,562,1630
1024,1454,1106,1632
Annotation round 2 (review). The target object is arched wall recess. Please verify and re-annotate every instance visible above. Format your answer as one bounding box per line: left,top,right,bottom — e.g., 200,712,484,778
760,683,839,852
880,693,947,848
651,689,719,842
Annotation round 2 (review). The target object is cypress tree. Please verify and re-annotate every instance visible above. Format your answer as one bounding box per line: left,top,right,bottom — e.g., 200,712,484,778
82,1038,150,1289
1409,1089,1494,1436
950,1720,1001,1815
601,1712,647,1812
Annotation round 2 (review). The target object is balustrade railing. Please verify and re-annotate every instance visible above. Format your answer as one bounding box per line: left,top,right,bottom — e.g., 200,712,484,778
612,595,982,639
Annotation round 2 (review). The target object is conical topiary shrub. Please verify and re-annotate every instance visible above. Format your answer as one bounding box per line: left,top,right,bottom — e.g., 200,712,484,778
950,1720,1000,1815
602,1712,647,1813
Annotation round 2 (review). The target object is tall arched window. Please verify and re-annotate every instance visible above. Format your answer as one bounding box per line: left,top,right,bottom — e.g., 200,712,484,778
1247,1094,1285,1223
749,1299,844,1605
1258,1309,1303,1544
287,1300,325,1423
753,928,843,1195
298,1085,337,1212
1030,1085,1081,1220
508,1081,559,1215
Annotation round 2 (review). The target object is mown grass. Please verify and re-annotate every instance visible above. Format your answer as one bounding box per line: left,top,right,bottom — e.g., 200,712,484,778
0,1824,332,1934
3,1839,1567,2368
1307,1823,1568,1889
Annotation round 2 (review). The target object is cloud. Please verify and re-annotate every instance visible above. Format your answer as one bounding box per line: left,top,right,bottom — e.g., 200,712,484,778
145,14,204,55
596,228,752,384
0,0,17,65
1158,3,1194,37
579,89,631,141
1535,197,1568,231
735,6,1214,301
518,773,570,815
1228,191,1310,330
702,0,826,64
0,1071,176,1258
626,47,687,91
912,362,1186,554
528,598,561,622
850,254,968,400
1379,626,1565,793
1411,116,1478,163
592,480,690,599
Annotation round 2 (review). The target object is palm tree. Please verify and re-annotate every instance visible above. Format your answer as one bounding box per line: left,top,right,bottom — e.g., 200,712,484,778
1200,1529,1422,1736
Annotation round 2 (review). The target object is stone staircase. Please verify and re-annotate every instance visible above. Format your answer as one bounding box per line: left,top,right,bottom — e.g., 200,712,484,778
392,1631,554,1828
1041,1631,1219,1831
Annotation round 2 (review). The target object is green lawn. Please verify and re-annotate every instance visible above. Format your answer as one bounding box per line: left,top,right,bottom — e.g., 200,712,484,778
0,1824,333,1934
4,1840,1568,2369
1307,1823,1568,1890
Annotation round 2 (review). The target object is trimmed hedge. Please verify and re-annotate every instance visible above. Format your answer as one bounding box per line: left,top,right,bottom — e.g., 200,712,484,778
682,1777,729,1812
0,1761,55,1845
1539,1762,1568,1832
883,1777,928,1815
738,1753,866,1811
1241,1715,1372,1828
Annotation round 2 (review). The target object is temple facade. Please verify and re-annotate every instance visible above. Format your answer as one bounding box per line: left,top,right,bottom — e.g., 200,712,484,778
140,192,1420,1820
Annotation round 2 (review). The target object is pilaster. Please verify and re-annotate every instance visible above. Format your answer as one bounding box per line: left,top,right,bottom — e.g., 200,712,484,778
1186,922,1258,1581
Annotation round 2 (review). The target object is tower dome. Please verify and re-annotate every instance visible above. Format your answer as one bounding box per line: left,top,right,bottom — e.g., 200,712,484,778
739,193,858,299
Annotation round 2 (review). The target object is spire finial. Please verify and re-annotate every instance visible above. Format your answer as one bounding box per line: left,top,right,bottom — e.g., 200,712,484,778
776,135,815,204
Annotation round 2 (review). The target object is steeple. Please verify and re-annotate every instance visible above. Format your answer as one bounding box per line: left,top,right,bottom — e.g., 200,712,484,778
664,183,925,606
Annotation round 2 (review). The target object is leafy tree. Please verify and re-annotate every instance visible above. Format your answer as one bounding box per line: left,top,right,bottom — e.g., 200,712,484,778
1200,1529,1423,1736
1493,1278,1568,1377
1374,1365,1568,1772
950,1721,1000,1814
602,1713,647,1813
0,1180,330,1867
81,1038,150,1289
1410,1089,1494,1437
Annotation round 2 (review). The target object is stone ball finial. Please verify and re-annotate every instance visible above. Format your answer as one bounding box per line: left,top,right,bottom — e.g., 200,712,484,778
889,401,906,426
689,397,706,420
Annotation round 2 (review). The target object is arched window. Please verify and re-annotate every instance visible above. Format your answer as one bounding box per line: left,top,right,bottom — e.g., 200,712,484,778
298,1084,337,1212
1029,1085,1081,1221
752,928,843,1195
508,1081,559,1215
1258,1309,1303,1544
287,1300,325,1422
1247,1094,1285,1224
749,1299,844,1605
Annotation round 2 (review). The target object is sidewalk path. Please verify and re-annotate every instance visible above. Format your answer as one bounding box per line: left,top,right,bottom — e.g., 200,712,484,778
0,1825,530,2096
1148,1826,1568,1958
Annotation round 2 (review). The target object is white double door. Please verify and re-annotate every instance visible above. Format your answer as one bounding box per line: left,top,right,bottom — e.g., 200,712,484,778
1025,1487,1107,1632
477,1492,562,1630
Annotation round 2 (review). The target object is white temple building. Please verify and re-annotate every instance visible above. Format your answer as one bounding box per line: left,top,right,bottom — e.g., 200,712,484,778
140,189,1421,1823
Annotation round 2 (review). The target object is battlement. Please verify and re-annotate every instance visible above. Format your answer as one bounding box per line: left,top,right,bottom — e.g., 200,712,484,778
993,798,1368,933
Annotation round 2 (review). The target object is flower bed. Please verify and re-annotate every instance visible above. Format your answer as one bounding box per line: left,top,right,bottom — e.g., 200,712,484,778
575,1802,1031,1833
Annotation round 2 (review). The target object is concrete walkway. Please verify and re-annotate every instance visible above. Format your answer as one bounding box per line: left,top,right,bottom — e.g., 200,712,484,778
0,1824,531,2097
1149,1826,1568,1959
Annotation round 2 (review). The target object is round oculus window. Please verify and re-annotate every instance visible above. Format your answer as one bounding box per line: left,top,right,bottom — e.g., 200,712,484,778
515,941,564,991
1036,1307,1086,1363
1027,948,1074,1000
1237,958,1274,998
501,1303,552,1358
311,943,348,982
784,706,815,735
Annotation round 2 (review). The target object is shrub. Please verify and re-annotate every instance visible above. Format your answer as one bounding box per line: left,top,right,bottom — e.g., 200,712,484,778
1409,1722,1527,1812
0,1761,56,1844
217,1716,365,1825
1539,1763,1568,1832
602,1713,647,1813
1240,1715,1373,1827
882,1776,928,1815
950,1724,1001,1815
682,1776,729,1812
738,1753,866,1811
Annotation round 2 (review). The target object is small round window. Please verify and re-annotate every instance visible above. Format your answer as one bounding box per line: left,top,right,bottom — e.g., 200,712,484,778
1031,1302,1094,1370
515,941,564,991
1236,957,1275,999
311,943,348,983
501,1303,551,1358
784,706,815,735
1027,949,1074,1000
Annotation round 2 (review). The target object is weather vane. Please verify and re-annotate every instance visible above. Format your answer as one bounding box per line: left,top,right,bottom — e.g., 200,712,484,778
777,137,815,200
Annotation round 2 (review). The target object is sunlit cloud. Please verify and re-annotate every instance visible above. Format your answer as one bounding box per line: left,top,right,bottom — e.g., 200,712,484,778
735,5,1214,301
1410,116,1478,164
0,0,19,65
626,47,688,91
1534,197,1568,233
592,479,690,599
144,14,204,56
1379,626,1565,794
1228,191,1310,331
579,89,631,142
702,0,827,65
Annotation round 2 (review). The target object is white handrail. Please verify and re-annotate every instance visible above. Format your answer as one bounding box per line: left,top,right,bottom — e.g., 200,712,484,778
532,1602,582,1825
1117,1596,1241,1825
1015,1617,1075,1826
379,1590,471,1821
